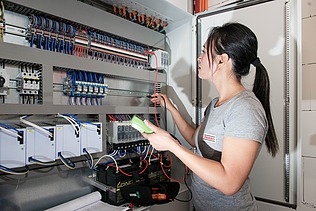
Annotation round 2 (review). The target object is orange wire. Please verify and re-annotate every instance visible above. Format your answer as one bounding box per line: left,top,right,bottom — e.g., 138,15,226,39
144,50,160,127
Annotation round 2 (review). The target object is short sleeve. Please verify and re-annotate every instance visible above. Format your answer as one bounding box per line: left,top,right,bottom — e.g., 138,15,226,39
224,99,267,143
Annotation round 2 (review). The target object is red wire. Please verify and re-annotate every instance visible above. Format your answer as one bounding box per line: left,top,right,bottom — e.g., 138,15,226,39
138,159,149,174
159,154,187,183
144,50,160,127
143,51,188,183
107,114,116,121
108,164,132,176
107,160,149,177
163,154,172,168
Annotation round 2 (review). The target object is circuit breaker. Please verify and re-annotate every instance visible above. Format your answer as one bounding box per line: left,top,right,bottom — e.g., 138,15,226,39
25,126,55,165
0,128,26,168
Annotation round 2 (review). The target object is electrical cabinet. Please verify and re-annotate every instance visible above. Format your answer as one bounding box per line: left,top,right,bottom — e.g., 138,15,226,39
0,0,191,210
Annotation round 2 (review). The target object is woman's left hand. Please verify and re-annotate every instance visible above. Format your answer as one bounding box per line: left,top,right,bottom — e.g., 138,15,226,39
142,120,179,152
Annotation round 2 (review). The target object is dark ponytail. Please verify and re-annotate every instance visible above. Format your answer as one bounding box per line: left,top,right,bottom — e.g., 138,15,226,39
252,61,279,157
207,22,279,157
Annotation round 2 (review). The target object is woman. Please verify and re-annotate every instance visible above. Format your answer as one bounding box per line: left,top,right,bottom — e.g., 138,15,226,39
142,22,279,210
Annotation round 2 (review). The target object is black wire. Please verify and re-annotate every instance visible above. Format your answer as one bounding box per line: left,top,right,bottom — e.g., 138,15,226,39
158,95,192,202
174,171,193,203
26,95,30,104
160,95,167,130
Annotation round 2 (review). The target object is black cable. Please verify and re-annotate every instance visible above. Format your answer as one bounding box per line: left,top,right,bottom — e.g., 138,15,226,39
165,121,193,203
174,171,193,202
160,95,168,130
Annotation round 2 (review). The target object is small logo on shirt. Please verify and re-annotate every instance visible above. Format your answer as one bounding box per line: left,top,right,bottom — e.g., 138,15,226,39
203,133,216,143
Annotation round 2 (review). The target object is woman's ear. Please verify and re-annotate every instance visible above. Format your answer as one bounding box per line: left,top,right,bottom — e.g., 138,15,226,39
218,53,229,65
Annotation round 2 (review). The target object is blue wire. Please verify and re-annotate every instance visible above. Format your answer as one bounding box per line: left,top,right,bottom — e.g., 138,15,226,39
95,97,99,106
58,152,75,168
83,71,88,82
83,148,92,168
89,72,93,82
61,114,81,125
30,34,34,47
0,122,20,133
28,157,55,165
0,164,29,174
94,73,98,83
101,35,104,44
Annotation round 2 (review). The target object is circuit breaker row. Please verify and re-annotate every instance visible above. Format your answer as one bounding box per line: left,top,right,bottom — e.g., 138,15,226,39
108,121,144,144
0,64,41,104
106,114,155,150
0,122,102,169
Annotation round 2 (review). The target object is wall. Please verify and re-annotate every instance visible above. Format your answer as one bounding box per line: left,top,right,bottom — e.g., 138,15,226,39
300,0,316,210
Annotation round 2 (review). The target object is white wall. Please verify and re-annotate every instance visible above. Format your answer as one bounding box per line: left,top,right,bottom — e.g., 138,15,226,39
300,0,316,210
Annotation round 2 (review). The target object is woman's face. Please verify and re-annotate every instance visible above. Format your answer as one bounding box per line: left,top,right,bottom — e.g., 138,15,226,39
197,44,218,80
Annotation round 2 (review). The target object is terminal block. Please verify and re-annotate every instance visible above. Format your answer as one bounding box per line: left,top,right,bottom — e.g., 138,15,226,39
63,70,108,105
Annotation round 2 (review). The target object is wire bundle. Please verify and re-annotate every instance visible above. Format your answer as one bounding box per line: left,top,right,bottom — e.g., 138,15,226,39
27,15,76,53
112,4,168,33
64,70,108,106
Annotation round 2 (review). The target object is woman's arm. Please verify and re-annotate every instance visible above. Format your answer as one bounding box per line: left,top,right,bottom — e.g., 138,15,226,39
142,120,260,196
151,93,196,146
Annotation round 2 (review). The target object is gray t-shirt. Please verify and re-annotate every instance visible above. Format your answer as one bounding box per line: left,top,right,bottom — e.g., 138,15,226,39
192,90,268,211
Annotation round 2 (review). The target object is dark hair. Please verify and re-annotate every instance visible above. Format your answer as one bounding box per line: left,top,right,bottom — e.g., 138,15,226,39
206,22,279,157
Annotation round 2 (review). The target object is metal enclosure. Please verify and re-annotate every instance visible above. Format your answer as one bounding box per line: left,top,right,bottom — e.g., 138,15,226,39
1,0,312,210
195,0,297,208
0,0,187,209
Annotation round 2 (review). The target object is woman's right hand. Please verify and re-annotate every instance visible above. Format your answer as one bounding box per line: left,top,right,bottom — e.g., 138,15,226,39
150,93,174,111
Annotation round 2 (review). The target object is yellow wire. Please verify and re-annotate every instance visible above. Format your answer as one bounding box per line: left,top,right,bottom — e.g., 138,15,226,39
0,166,29,175
58,155,75,170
